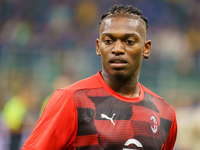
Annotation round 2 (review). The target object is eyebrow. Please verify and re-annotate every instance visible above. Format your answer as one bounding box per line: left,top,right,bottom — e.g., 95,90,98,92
101,33,139,40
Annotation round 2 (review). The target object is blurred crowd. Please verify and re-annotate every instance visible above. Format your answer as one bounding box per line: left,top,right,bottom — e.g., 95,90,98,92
0,0,200,150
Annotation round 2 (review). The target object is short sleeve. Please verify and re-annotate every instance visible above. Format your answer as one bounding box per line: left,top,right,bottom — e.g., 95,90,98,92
162,107,177,150
21,89,77,150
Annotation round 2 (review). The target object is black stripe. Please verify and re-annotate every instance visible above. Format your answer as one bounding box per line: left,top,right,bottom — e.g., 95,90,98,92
160,118,172,143
89,96,132,120
76,108,98,136
135,92,159,112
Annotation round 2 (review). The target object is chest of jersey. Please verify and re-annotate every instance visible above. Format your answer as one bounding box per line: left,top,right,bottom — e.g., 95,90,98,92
74,89,171,150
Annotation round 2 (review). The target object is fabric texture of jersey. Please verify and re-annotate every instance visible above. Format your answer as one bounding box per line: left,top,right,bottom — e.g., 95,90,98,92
21,72,177,150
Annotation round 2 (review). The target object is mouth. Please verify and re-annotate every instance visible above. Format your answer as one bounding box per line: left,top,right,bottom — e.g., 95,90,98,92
109,57,127,69
109,57,127,63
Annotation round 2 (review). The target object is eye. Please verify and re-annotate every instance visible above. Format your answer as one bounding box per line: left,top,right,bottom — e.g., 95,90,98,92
126,40,135,45
104,39,113,45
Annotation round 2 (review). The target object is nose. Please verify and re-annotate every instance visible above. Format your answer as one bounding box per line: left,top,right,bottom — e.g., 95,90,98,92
111,40,125,55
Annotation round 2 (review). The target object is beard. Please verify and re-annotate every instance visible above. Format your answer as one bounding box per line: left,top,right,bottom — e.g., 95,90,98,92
112,70,133,81
114,73,127,80
102,66,139,82
112,68,139,82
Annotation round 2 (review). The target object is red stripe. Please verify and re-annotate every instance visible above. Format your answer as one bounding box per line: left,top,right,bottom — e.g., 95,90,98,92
152,97,174,121
75,134,100,147
74,90,95,109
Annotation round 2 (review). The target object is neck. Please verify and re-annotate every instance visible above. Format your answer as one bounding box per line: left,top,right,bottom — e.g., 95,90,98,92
101,70,140,98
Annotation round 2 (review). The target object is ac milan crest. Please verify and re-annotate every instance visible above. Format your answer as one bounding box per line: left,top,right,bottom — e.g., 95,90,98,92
150,115,158,134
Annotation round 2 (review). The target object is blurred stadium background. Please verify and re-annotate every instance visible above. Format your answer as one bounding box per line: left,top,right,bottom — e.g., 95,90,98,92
0,0,199,150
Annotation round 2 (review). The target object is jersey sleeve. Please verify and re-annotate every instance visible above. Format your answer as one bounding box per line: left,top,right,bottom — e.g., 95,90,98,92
21,89,77,150
162,106,177,150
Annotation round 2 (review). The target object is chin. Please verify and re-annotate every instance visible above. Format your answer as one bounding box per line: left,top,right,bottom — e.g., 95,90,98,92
112,71,128,80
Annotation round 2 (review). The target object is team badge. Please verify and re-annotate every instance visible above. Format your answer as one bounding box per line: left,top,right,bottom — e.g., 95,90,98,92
150,115,158,134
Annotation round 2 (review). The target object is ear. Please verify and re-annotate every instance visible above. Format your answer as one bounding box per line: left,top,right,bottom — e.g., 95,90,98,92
143,40,151,59
96,38,101,56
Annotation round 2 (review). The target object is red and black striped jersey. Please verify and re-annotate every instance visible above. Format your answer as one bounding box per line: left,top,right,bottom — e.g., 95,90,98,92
21,72,177,150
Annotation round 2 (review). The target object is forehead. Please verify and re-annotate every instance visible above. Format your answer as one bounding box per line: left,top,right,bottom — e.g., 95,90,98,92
100,17,146,38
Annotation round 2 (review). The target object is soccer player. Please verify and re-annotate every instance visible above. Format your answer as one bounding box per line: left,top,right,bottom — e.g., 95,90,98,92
21,4,177,150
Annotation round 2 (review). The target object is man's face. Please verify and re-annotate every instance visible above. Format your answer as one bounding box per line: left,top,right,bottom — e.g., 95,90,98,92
96,17,151,79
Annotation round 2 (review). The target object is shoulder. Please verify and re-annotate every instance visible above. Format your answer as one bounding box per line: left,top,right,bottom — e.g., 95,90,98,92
60,73,102,93
44,73,102,109
140,84,163,100
140,83,176,119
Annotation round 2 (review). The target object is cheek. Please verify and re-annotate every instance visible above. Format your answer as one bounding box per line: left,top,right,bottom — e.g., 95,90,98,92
99,47,107,63
129,45,143,58
128,47,144,66
101,53,108,67
99,44,111,57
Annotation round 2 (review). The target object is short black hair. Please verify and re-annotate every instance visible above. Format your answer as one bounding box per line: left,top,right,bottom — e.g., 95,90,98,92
99,4,148,30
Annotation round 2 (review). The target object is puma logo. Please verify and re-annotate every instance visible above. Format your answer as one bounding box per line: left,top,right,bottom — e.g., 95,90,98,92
101,113,116,125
